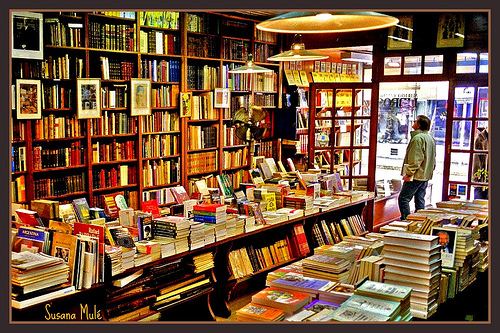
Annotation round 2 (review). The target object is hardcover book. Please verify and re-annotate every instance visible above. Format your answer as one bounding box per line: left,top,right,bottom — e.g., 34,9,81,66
236,302,286,322
14,209,45,228
71,198,92,224
251,287,312,316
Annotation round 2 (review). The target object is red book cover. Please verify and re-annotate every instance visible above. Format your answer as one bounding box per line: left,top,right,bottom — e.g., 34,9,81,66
73,222,105,254
15,209,45,228
170,185,189,204
193,202,226,213
293,223,310,256
141,199,160,218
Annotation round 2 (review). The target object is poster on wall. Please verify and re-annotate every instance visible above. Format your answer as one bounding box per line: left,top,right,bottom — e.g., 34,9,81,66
387,16,413,50
436,14,465,48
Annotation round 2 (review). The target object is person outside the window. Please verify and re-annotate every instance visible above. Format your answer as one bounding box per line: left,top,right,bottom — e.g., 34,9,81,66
398,115,436,220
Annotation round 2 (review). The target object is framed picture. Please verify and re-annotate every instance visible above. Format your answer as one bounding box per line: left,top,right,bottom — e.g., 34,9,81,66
16,79,41,119
436,14,465,48
11,11,44,59
431,226,458,268
214,88,230,108
77,78,101,119
387,16,413,50
180,92,192,117
130,78,151,116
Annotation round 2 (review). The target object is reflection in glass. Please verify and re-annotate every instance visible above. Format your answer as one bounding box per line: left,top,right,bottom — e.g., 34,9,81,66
355,89,371,116
354,119,370,146
476,87,488,118
479,53,488,73
424,55,444,74
384,57,402,75
456,52,477,74
451,120,472,149
453,87,474,118
404,56,422,75
449,152,469,182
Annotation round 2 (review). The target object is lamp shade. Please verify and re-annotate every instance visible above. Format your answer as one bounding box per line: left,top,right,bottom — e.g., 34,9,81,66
257,11,399,34
228,54,272,73
267,42,329,62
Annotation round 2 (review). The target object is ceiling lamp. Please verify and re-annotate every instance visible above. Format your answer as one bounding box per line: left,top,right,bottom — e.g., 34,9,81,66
228,54,272,73
267,34,329,62
256,11,399,34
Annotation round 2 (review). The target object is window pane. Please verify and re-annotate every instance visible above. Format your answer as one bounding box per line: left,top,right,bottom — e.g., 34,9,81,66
473,123,489,152
355,88,371,116
449,152,469,182
451,120,472,149
454,87,475,118
404,56,422,75
424,55,444,74
456,52,478,74
384,57,402,75
335,119,351,146
476,87,489,118
352,149,369,176
353,177,368,191
472,153,488,184
354,119,370,146
479,53,488,73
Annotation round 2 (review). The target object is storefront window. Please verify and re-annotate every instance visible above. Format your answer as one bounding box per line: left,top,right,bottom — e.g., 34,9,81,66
376,81,448,205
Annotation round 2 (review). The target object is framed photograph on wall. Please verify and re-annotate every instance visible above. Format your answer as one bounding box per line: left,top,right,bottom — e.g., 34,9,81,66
180,92,192,117
436,14,465,48
387,16,413,50
130,78,151,116
77,78,101,119
16,79,41,119
214,88,230,108
11,11,44,59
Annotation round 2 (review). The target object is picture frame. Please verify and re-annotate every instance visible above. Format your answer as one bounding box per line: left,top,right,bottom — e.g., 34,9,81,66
387,16,413,50
16,79,41,120
431,226,458,268
180,92,192,117
77,78,101,119
214,88,230,108
11,11,44,60
130,78,151,116
436,14,465,48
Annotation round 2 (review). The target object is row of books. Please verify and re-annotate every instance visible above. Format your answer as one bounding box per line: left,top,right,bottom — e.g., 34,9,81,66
45,19,83,48
312,215,367,246
33,173,85,199
91,140,136,163
152,85,179,108
88,21,136,52
140,59,181,83
186,64,219,90
191,91,216,120
33,114,83,140
101,85,128,108
33,143,85,170
186,35,219,59
42,84,72,109
42,54,84,80
139,30,180,56
90,111,138,136
139,11,179,30
186,151,218,175
92,165,138,189
222,147,249,170
142,133,179,158
142,159,180,187
141,110,180,133
253,43,277,63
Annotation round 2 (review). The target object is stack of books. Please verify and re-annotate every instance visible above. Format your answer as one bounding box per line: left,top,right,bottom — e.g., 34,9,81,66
302,254,352,283
192,202,227,224
214,222,228,241
285,299,340,322
262,211,287,225
188,252,214,274
354,280,413,321
275,207,304,220
153,216,190,254
105,245,124,276
225,215,238,237
382,231,441,319
240,215,258,233
236,303,285,322
283,195,313,211
188,221,205,250
11,252,72,309
203,223,216,245
314,244,356,263
268,271,337,299
135,240,161,261
154,238,175,258
251,287,312,317
121,247,135,270
326,294,401,322
317,283,354,305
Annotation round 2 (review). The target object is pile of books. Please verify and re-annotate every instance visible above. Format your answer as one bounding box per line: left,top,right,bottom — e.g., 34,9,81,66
302,254,352,283
236,303,286,322
153,216,190,254
382,231,441,319
188,221,205,250
11,251,73,309
250,287,312,317
285,299,340,322
192,202,227,224
188,252,214,274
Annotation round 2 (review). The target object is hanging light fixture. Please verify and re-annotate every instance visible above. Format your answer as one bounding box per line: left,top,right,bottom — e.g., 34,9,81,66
257,11,399,34
228,54,272,73
267,34,329,62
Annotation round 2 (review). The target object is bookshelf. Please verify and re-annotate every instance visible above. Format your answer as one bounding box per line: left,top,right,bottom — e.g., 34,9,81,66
11,10,282,207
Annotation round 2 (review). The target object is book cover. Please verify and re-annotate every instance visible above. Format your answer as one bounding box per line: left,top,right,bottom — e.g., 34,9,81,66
48,220,73,234
14,209,45,228
51,232,78,285
141,199,160,219
251,287,311,316
71,198,91,224
13,226,47,254
58,204,78,224
170,185,190,204
236,302,285,321
103,192,125,219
